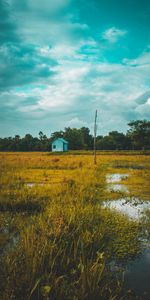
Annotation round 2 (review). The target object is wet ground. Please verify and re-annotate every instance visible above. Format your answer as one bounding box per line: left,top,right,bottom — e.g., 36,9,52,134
105,172,150,299
103,198,150,219
1,164,149,299
124,249,150,300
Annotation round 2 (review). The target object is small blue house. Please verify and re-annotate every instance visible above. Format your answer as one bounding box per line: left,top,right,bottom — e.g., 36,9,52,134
51,138,69,152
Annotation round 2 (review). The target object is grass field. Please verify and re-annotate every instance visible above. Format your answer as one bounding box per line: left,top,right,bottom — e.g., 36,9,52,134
0,151,150,300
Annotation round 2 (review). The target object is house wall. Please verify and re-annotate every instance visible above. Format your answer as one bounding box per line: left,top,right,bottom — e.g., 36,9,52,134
63,143,68,152
52,139,68,152
52,140,63,152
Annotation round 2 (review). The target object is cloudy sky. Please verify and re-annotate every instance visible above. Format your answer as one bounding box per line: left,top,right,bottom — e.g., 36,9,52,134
0,0,150,137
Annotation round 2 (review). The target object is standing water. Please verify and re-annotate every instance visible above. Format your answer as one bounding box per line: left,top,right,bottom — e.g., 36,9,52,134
105,173,150,299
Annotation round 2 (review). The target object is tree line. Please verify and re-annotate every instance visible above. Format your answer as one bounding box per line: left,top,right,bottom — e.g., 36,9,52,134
0,120,150,151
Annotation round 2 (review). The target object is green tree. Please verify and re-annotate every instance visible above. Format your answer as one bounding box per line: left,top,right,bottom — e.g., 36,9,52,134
96,131,131,150
80,127,93,149
64,127,82,150
127,120,150,150
51,131,64,142
108,131,131,150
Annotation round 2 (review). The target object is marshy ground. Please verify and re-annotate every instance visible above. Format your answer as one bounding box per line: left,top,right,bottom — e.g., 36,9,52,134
0,151,150,300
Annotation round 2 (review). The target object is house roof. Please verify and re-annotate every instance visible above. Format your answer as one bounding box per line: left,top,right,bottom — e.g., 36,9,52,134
52,138,68,144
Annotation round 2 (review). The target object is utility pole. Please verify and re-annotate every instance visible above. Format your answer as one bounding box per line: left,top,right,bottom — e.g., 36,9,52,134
94,109,98,165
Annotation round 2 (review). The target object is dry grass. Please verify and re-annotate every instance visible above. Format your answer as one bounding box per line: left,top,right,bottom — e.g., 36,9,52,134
0,151,149,299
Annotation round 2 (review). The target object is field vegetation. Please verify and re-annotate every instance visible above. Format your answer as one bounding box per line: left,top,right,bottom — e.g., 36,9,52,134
0,152,150,300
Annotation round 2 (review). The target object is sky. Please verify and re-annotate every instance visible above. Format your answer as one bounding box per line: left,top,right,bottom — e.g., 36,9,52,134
0,0,150,137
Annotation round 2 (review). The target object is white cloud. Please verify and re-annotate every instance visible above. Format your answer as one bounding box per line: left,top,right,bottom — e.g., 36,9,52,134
39,38,98,62
102,27,127,43
11,0,89,47
66,117,88,128
123,50,150,66
1,0,150,137
13,55,150,130
17,61,91,115
135,103,150,118
146,98,150,105
2,51,150,134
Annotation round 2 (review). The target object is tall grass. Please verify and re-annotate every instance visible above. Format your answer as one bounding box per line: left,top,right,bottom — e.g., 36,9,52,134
0,152,149,299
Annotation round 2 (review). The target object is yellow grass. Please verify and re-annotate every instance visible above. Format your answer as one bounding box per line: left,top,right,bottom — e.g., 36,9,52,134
0,151,149,299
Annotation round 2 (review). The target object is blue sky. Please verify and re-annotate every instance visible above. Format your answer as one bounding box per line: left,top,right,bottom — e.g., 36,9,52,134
0,0,150,137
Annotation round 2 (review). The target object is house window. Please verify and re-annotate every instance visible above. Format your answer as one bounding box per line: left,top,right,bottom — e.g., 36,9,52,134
53,145,56,149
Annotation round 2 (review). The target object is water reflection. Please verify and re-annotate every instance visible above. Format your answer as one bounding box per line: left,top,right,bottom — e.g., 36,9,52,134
124,249,150,300
107,184,129,193
103,198,150,220
106,173,129,193
106,173,129,183
26,182,44,187
105,172,150,299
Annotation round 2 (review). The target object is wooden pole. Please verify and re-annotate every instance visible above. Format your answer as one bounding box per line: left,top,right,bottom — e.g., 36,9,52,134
94,109,97,165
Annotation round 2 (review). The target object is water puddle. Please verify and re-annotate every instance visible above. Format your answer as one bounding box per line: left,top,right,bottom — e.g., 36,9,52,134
106,173,129,193
108,184,129,193
0,227,19,257
105,173,150,219
103,198,150,220
106,173,129,183
5,234,19,252
124,249,150,300
110,249,150,300
26,183,44,187
105,172,150,297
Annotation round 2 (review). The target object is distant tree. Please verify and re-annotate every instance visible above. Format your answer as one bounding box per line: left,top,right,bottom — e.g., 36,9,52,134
96,135,116,150
96,135,103,149
64,127,82,150
80,127,93,150
14,135,21,151
0,120,149,151
96,131,131,150
127,120,150,150
39,131,44,141
51,131,64,142
62,127,93,150
24,134,34,151
108,131,131,150
38,132,49,151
